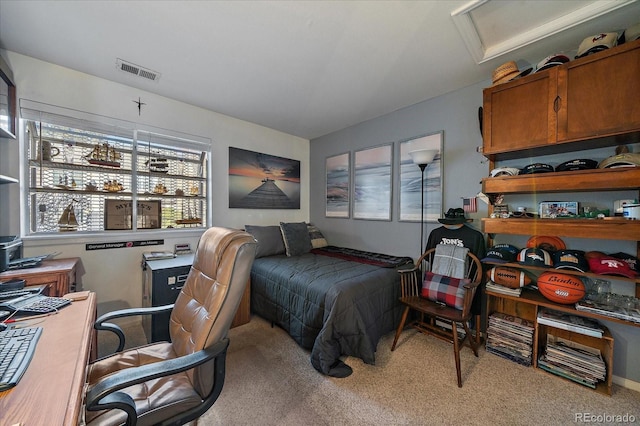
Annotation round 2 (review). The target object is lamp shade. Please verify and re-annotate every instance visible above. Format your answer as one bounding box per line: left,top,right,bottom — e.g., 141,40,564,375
408,149,437,166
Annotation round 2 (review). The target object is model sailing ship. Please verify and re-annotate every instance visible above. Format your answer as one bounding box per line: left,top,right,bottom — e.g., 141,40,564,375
58,202,79,232
85,142,121,167
175,201,201,226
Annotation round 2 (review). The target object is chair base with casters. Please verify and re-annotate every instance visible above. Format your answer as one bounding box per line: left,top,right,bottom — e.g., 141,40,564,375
391,247,482,388
84,227,257,426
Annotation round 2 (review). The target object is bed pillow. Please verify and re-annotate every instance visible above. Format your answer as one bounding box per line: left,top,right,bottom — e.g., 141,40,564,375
244,225,285,258
307,224,328,248
280,222,313,256
421,271,470,310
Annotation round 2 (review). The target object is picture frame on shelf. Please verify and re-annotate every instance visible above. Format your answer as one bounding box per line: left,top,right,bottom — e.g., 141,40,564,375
104,199,161,230
325,152,350,218
398,131,443,222
353,143,392,221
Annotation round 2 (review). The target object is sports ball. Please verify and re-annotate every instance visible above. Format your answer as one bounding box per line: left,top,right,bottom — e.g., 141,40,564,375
537,271,585,304
489,267,532,289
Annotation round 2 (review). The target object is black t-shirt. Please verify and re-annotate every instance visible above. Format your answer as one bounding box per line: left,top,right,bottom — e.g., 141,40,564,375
426,225,486,260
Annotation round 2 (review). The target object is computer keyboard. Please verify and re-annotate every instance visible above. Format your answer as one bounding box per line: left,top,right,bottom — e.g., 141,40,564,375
0,327,42,391
16,296,71,314
0,294,71,315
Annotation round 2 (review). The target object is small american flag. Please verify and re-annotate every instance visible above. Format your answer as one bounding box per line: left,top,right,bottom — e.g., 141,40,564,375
463,197,477,213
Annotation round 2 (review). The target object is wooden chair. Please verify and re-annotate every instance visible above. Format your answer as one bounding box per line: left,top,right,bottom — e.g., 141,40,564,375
391,247,483,387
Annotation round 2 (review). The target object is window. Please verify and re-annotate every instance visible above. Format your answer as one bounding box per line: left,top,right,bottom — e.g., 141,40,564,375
21,102,210,235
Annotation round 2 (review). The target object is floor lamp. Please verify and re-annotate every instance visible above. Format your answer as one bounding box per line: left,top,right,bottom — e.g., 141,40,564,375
408,149,438,254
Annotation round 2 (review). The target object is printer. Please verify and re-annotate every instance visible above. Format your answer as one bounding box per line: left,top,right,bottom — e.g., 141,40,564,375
0,236,47,272
1,236,23,272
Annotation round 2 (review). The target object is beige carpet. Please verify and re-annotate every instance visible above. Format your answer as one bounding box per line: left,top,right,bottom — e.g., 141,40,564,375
98,316,640,425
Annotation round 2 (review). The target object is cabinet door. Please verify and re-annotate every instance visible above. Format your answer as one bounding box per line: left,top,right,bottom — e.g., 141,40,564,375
557,40,640,142
483,70,558,155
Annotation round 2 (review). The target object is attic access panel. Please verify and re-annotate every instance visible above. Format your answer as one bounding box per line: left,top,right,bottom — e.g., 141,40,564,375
451,0,635,63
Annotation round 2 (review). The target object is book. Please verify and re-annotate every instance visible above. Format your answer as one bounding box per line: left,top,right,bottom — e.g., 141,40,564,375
537,308,604,338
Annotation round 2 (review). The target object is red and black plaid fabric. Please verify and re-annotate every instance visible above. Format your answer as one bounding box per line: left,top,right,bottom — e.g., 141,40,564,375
421,271,470,310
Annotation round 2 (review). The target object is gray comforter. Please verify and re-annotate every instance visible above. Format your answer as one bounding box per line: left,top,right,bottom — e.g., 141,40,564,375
250,251,407,377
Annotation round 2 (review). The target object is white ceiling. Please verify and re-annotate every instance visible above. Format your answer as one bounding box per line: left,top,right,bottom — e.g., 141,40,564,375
1,0,639,140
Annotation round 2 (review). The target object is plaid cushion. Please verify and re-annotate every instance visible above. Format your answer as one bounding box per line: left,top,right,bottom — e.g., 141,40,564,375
421,271,470,310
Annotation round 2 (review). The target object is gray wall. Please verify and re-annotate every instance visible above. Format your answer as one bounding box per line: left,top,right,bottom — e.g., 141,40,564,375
310,80,489,259
309,79,640,387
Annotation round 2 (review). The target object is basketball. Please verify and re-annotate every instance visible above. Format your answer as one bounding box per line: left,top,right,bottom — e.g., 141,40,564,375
537,271,585,304
489,267,532,289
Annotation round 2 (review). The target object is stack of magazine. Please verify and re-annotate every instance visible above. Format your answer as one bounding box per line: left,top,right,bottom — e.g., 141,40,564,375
537,308,605,338
538,335,606,389
486,312,534,366
486,280,522,297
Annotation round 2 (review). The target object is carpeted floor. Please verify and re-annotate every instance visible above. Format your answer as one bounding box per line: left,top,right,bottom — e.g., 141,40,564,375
97,316,640,425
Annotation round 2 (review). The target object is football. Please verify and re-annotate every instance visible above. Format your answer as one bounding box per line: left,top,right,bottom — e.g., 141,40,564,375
489,267,532,289
537,271,585,304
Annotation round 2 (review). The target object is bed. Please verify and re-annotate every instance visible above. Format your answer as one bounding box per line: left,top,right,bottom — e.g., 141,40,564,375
245,223,412,377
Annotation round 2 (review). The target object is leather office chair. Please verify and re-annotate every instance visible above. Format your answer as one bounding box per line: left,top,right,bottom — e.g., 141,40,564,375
84,227,256,426
391,247,482,387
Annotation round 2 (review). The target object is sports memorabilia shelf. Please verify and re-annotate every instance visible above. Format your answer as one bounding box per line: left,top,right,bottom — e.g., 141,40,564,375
481,39,640,396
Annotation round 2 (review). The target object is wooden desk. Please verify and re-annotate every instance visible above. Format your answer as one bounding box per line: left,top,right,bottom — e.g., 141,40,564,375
0,257,80,296
0,292,96,425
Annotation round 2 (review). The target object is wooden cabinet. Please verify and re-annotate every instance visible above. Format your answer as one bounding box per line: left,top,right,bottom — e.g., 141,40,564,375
557,40,640,143
483,69,557,155
0,257,79,296
483,39,640,160
486,288,617,395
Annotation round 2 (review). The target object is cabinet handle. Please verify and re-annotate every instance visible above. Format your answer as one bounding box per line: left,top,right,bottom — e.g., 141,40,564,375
553,96,561,112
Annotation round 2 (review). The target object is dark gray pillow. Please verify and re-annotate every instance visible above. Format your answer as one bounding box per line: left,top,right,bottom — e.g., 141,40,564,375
244,225,285,258
280,222,312,256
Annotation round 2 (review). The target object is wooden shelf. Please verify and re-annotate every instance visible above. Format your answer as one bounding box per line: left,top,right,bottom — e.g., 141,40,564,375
482,217,640,241
486,288,640,329
482,167,640,194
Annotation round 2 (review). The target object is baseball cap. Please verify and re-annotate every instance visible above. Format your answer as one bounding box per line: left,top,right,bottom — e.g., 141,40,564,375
587,256,638,278
489,167,520,177
481,247,517,264
555,159,598,172
534,53,570,73
517,248,553,267
576,33,618,58
610,252,640,274
519,163,554,175
598,153,640,169
553,250,589,273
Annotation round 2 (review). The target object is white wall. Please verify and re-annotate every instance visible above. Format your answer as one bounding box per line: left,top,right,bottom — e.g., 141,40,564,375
0,50,309,315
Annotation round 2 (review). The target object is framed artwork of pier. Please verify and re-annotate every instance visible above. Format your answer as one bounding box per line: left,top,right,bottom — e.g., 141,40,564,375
325,152,350,218
228,147,301,209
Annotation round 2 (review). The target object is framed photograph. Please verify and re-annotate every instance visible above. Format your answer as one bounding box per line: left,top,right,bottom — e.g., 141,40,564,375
104,200,161,230
325,152,350,218
353,144,392,221
228,147,300,209
0,55,17,139
398,131,443,222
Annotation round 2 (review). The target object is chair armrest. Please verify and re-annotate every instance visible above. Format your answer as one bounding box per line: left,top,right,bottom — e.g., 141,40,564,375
86,338,230,425
94,305,174,353
397,265,418,275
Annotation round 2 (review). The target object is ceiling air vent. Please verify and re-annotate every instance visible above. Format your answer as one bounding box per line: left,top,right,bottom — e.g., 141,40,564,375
116,58,161,82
